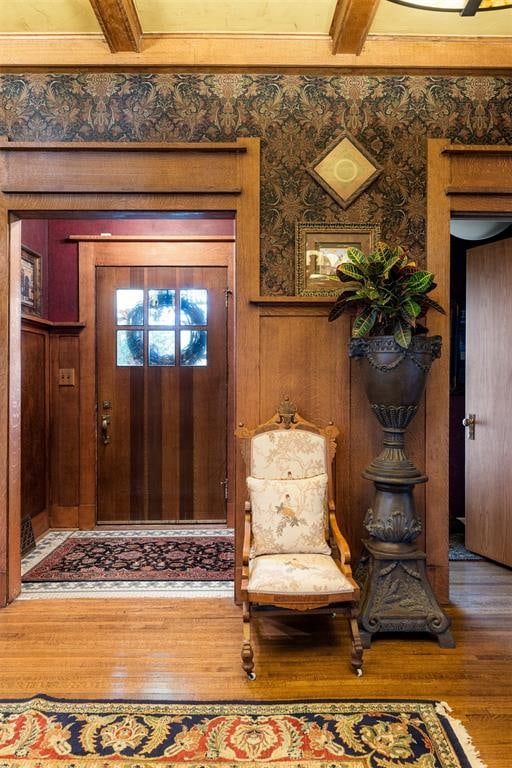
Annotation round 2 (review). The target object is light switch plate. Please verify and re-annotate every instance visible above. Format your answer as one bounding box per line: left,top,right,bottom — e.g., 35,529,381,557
58,368,75,386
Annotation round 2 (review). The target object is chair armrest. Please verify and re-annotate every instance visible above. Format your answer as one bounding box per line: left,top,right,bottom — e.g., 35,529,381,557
328,500,351,568
242,501,252,570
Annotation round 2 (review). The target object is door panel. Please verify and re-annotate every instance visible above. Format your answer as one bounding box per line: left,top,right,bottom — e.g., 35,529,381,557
96,265,227,524
465,237,512,566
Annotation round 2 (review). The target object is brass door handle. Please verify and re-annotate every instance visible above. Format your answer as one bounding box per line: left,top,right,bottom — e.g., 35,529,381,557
462,413,476,440
101,414,111,445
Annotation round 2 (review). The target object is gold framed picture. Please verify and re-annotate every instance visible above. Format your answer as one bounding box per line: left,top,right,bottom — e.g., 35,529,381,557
21,245,42,316
295,222,380,296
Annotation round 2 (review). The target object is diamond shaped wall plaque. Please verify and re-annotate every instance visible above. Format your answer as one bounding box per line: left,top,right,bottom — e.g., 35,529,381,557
307,132,382,209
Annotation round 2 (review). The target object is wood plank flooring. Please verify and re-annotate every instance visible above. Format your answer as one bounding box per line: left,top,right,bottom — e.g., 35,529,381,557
0,560,510,766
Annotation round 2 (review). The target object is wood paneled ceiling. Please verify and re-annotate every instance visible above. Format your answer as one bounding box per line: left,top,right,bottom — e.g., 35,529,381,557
0,0,511,70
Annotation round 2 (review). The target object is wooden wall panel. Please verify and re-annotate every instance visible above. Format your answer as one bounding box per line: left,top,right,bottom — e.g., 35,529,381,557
258,306,353,541
258,303,428,569
50,333,81,526
20,326,49,523
449,150,512,191
0,147,243,195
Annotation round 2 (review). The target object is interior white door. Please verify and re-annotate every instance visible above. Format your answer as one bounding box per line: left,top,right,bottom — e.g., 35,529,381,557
465,237,512,566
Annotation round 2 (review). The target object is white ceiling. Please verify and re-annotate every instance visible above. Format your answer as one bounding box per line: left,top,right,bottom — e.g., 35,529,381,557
1,0,511,36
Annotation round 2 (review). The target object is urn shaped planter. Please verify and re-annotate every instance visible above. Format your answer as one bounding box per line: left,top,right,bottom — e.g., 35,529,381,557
350,334,454,648
350,334,441,502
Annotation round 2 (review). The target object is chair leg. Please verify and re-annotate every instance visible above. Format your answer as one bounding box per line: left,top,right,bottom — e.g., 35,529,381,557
241,601,255,680
348,611,364,677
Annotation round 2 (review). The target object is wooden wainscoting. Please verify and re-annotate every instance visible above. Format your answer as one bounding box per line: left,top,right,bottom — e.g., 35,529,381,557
21,316,85,535
252,296,427,577
21,318,50,539
49,326,85,528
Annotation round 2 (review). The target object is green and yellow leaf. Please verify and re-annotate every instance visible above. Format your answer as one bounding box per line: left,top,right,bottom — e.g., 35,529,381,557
402,298,421,318
352,308,377,337
407,271,434,293
337,262,366,281
394,320,412,348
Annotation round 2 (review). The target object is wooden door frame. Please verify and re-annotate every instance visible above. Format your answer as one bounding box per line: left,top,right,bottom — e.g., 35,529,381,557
426,139,512,599
76,236,235,529
0,138,260,606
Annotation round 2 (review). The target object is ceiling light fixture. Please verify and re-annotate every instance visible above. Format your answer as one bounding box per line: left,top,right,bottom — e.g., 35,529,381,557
388,0,512,16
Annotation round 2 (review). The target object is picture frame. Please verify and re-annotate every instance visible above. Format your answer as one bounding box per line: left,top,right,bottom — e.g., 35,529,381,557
295,222,380,296
21,245,42,316
307,132,382,210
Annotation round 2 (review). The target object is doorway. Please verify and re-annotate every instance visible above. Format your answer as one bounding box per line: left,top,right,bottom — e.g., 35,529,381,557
1,137,261,605
449,219,512,567
20,221,236,533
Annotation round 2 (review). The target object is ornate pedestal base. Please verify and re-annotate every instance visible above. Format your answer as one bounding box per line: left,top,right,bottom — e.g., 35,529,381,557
350,334,453,650
358,541,455,649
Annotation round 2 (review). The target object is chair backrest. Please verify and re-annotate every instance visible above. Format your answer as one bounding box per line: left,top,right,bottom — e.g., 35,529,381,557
236,396,339,489
250,429,326,480
236,398,340,557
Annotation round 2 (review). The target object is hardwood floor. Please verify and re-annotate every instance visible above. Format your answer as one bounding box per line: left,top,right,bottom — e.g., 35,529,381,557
0,560,511,766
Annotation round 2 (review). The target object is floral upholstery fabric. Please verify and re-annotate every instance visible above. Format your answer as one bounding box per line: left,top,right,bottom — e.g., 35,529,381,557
247,474,330,556
248,553,353,594
250,430,326,480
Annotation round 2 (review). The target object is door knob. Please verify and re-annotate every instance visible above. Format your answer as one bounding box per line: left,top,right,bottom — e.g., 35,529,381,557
462,413,476,440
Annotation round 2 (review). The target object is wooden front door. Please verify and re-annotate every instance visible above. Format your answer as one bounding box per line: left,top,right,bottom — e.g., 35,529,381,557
465,237,512,566
96,265,228,524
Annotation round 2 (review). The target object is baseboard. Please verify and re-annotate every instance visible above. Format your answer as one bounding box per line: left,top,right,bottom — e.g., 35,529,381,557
31,509,50,539
50,505,79,528
78,504,95,529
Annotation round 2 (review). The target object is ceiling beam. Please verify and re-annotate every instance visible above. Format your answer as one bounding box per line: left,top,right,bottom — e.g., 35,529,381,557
88,0,142,52
330,0,381,55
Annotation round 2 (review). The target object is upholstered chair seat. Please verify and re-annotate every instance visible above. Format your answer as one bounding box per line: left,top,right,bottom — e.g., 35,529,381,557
248,553,355,595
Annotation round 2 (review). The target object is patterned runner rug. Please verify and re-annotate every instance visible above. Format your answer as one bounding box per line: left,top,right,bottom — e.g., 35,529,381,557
22,532,234,582
0,696,486,767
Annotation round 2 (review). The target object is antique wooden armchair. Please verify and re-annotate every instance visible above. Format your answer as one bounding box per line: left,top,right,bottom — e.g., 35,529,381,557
235,397,363,679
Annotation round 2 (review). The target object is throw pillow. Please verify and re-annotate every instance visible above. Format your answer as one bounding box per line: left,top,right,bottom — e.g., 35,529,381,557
247,473,330,556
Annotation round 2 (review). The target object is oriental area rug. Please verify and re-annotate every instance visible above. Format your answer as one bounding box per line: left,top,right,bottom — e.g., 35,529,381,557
0,696,486,768
20,530,234,599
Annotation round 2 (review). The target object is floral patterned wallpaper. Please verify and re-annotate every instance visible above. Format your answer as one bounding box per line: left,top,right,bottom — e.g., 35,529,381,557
1,73,511,293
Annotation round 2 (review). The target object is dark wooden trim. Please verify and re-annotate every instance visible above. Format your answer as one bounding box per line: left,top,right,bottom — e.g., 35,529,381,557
0,141,247,153
22,315,86,332
447,187,512,195
250,296,335,306
69,235,235,242
442,145,512,155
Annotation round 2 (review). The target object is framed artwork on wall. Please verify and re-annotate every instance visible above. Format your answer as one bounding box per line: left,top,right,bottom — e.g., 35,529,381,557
307,133,382,210
21,245,42,316
295,222,380,296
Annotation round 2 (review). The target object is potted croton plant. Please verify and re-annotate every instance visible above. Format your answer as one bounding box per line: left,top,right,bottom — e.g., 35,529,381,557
328,241,445,413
